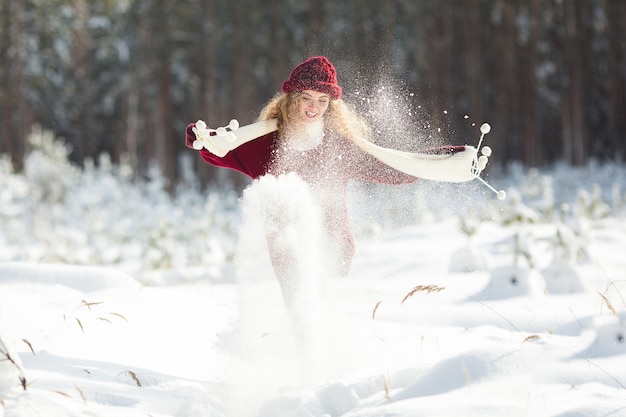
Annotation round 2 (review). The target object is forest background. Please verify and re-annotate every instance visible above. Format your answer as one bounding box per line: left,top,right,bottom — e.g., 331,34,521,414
1,0,625,189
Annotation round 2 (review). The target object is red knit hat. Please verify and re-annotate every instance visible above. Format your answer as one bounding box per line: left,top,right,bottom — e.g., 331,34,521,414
281,56,342,99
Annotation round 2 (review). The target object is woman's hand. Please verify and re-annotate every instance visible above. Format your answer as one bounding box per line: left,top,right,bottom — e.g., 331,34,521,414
191,120,239,157
187,118,278,157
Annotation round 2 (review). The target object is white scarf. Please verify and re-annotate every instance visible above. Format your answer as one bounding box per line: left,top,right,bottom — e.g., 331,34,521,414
194,117,487,184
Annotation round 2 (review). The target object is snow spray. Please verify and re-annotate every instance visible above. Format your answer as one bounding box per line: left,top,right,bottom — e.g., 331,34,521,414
229,174,341,392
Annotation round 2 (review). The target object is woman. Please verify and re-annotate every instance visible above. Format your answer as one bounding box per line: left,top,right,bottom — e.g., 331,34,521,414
185,56,418,287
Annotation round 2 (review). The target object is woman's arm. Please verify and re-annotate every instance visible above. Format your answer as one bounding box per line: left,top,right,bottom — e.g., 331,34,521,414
185,123,276,179
189,119,278,157
357,140,478,183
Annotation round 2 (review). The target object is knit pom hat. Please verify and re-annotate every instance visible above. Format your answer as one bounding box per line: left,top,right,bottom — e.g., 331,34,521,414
281,56,342,99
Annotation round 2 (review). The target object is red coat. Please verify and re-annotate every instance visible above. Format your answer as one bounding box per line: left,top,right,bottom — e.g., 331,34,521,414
185,123,417,274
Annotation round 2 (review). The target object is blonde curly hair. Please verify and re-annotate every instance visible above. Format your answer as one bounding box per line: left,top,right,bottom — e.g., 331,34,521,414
257,91,373,147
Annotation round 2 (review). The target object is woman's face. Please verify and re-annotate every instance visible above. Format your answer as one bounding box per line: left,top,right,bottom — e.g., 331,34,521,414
296,90,330,123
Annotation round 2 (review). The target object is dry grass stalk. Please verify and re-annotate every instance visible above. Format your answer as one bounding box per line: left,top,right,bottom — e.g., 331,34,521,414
75,384,87,404
370,301,391,400
598,292,617,315
461,361,471,385
128,371,142,387
522,334,541,343
383,374,391,400
372,285,444,401
118,370,142,387
109,312,129,322
582,357,626,390
81,300,103,311
76,318,85,333
372,301,383,320
401,285,445,304
1,337,27,390
22,339,35,355
99,312,129,324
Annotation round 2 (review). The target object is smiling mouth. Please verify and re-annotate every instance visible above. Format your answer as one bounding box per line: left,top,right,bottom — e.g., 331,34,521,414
305,111,318,119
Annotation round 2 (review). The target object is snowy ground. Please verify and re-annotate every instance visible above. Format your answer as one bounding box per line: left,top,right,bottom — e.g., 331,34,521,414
1,137,626,416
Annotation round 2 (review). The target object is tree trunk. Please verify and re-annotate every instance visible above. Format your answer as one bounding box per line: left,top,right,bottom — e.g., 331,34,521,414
307,0,323,55
232,0,254,123
489,0,517,166
136,1,155,178
197,0,216,121
522,0,542,166
191,0,217,184
372,0,396,71
607,0,626,158
562,0,587,165
424,1,455,134
271,0,287,92
1,0,14,157
70,0,90,162
155,0,176,189
1,0,26,170
464,0,483,132
348,0,369,84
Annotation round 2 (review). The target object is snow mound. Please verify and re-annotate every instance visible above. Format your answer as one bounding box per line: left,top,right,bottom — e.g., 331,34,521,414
256,382,359,417
0,262,140,292
391,348,518,400
448,245,486,273
541,260,587,294
471,266,546,300
578,315,626,358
